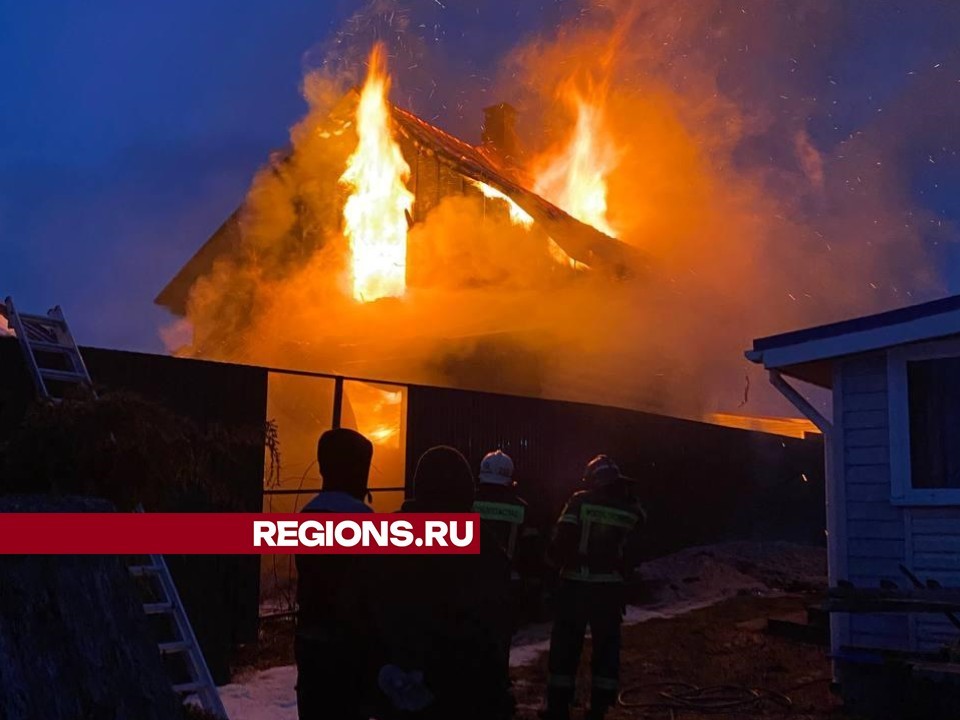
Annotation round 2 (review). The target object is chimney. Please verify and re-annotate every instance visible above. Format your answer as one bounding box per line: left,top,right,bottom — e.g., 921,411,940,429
482,102,521,163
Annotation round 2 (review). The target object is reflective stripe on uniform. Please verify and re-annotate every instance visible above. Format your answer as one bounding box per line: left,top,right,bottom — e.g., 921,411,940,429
548,674,576,688
580,503,639,529
474,500,524,559
592,676,619,690
473,500,525,524
559,512,579,525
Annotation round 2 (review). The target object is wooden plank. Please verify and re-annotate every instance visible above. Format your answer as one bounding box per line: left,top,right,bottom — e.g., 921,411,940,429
844,373,889,394
826,598,960,613
847,500,902,521
850,614,911,637
846,446,890,466
915,553,960,571
849,519,905,540
845,428,890,449
846,465,891,484
830,587,960,601
849,538,904,559
917,618,960,635
915,536,960,554
848,574,903,589
826,586,960,614
913,507,960,521
913,517,960,535
910,662,960,681
842,392,888,413
849,631,911,651
843,355,888,378
847,483,893,503
847,556,910,577
918,637,960,651
843,409,888,429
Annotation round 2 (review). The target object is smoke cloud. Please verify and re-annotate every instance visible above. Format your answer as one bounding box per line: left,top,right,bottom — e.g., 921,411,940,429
169,0,956,419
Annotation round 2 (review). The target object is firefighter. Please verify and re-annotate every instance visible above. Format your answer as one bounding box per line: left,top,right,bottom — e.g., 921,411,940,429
295,428,378,720
473,449,529,703
542,455,646,720
474,450,528,562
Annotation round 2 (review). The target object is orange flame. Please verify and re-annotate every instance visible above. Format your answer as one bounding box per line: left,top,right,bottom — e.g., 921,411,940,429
471,179,588,271
339,44,414,303
534,85,618,238
470,179,534,228
351,383,403,448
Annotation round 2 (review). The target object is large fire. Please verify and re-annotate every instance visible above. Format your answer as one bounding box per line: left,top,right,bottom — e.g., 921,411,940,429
339,44,414,303
534,85,618,238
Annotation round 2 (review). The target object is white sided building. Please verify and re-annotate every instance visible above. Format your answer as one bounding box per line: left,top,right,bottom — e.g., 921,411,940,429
747,294,960,708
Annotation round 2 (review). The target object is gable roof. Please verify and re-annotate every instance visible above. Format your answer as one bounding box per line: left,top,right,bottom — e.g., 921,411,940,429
745,293,960,387
156,92,645,315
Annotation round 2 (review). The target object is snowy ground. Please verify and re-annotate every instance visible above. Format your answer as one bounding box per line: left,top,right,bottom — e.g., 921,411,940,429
220,542,825,720
221,665,299,720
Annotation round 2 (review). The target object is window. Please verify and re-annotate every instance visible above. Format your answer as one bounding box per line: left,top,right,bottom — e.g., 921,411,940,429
888,340,960,505
907,357,960,489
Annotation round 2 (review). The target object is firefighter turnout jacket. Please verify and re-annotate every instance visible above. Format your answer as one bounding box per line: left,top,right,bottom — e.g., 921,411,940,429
549,484,645,583
473,483,528,561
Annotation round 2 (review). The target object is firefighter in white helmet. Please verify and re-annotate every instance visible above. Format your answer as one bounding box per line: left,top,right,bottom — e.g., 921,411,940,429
473,449,529,713
474,450,527,559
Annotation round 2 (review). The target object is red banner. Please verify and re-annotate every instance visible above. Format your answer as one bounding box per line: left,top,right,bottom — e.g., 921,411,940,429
0,513,481,555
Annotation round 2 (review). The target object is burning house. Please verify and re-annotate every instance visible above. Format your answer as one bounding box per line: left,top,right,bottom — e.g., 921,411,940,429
156,44,644,403
152,44,825,548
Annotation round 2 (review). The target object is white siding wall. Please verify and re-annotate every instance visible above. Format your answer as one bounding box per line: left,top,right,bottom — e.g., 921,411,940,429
839,354,911,649
839,351,960,652
906,508,960,650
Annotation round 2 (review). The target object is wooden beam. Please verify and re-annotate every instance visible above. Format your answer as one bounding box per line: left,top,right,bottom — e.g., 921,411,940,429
826,587,960,614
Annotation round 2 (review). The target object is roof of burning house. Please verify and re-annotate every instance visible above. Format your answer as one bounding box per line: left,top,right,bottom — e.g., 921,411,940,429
746,293,960,387
155,92,645,315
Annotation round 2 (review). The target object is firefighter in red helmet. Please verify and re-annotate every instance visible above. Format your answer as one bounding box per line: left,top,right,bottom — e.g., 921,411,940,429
542,455,646,720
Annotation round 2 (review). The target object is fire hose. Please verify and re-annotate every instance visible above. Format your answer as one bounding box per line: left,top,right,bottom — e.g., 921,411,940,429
618,681,794,715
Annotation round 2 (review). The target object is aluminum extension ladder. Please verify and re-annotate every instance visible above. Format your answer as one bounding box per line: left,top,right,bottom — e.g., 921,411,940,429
129,548,229,717
2,296,96,399
2,296,228,718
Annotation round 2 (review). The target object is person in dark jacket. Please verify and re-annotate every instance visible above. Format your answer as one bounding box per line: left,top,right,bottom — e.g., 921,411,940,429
295,428,376,720
375,446,512,720
542,455,645,720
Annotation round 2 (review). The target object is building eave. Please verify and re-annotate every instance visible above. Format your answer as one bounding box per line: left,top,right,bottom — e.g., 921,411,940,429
745,293,960,388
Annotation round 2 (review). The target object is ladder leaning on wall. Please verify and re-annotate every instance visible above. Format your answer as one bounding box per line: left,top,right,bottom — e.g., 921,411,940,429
1,296,229,719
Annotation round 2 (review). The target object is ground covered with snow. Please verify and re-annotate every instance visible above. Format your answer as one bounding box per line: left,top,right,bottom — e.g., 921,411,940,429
221,542,829,719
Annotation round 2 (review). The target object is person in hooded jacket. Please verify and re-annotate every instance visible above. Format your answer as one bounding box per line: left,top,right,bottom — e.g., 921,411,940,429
295,428,378,720
374,446,513,720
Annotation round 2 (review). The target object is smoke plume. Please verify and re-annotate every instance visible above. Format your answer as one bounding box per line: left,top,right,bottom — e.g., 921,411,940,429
170,0,956,419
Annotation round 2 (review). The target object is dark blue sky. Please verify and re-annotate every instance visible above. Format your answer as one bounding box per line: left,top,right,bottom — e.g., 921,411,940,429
2,1,959,351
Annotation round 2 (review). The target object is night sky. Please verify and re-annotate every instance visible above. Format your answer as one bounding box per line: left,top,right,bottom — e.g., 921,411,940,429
2,0,959,351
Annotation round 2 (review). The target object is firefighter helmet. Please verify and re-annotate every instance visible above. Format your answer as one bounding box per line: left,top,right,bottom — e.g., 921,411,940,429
582,454,625,486
478,449,515,486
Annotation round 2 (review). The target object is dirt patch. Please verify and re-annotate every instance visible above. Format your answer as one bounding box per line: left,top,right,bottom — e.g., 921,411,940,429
512,593,847,719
